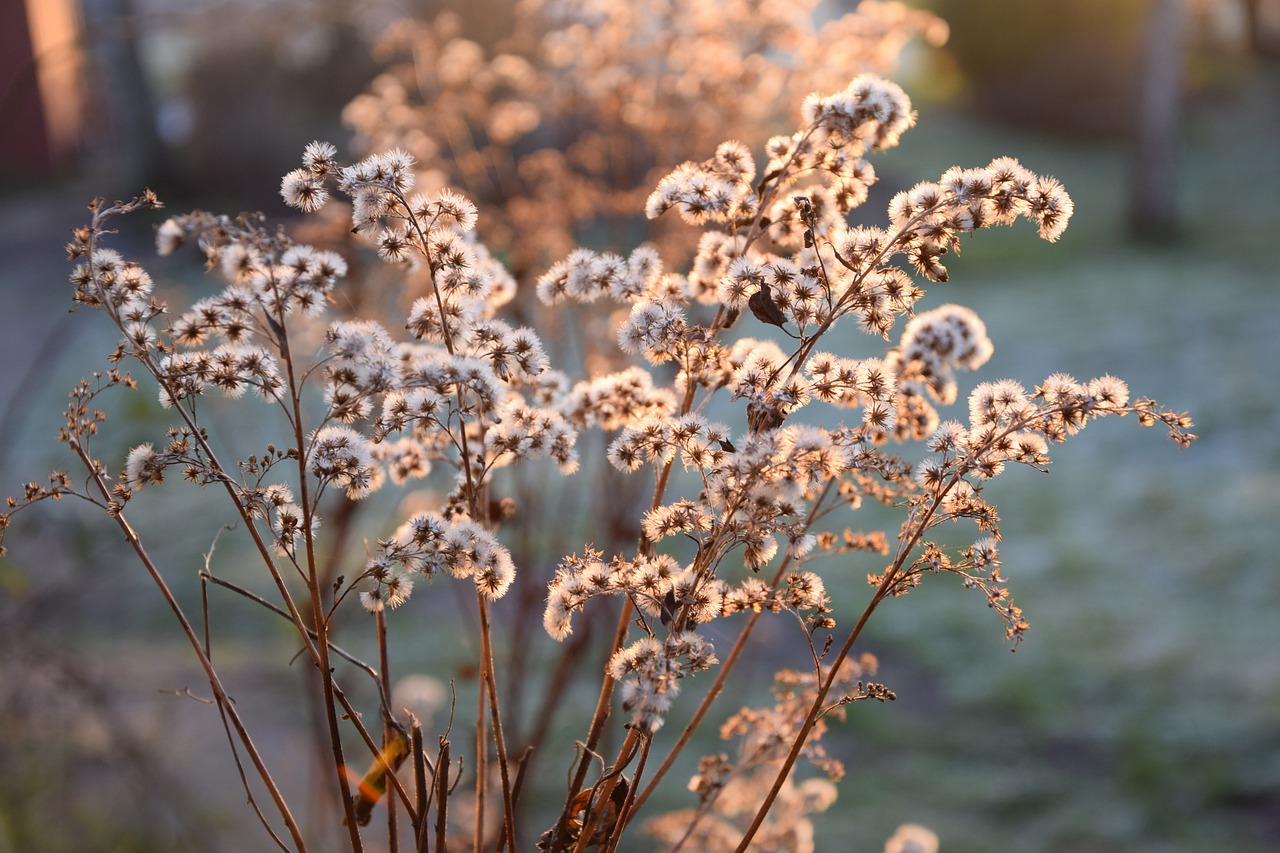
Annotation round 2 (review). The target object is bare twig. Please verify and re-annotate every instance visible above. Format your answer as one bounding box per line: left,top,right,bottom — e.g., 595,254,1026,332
200,571,381,682
72,437,306,851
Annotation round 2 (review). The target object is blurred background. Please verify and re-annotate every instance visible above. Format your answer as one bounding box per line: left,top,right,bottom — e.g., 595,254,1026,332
2,0,1278,850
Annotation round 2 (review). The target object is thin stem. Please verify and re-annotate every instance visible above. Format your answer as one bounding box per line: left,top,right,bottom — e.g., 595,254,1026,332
550,340,711,849
435,738,451,853
389,188,517,852
628,562,787,817
777,197,964,388
281,321,366,850
201,572,381,682
72,439,307,851
628,477,836,823
411,722,428,853
733,589,884,851
477,593,517,851
669,734,776,853
332,681,419,820
377,610,399,852
547,598,633,850
200,562,293,852
475,687,487,852
82,210,364,844
602,733,651,853
734,476,959,851
570,730,640,853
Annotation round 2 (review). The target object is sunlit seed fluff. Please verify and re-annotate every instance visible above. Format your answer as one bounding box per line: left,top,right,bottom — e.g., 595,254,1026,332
384,573,414,608
786,571,826,609
914,457,947,491
543,596,574,641
713,140,756,182
280,168,329,212
927,420,968,452
607,637,663,680
1088,375,1129,408
155,218,185,256
405,189,471,232
219,243,263,284
302,140,337,174
377,148,416,192
377,228,413,262
309,426,377,500
122,321,156,350
617,300,686,364
360,587,386,613
1029,177,1074,242
124,443,161,490
789,534,818,560
473,540,515,600
1011,431,1050,464
272,503,315,556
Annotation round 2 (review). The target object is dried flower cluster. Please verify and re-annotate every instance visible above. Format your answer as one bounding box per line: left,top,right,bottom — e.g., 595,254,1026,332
342,0,949,275
0,7,1196,852
644,655,883,852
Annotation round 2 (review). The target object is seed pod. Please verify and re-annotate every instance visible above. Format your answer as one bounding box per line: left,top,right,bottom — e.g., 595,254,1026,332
748,284,786,327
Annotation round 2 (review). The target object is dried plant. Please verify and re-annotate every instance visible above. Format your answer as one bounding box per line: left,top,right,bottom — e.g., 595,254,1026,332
1,4,1195,853
341,0,948,277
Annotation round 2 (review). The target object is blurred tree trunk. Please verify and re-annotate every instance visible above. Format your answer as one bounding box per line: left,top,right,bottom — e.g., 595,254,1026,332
1244,0,1280,57
1129,0,1186,242
80,0,174,192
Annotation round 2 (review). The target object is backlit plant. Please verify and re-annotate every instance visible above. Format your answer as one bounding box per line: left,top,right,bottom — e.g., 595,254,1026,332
1,4,1194,852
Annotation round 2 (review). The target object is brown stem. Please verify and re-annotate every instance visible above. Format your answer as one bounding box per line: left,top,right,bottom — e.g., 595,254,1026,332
478,594,517,851
602,733,651,853
733,586,886,852
570,730,640,853
200,574,293,852
332,680,419,820
200,572,381,682
547,597,633,850
475,689,487,852
390,187,510,853
734,478,958,851
628,476,834,822
436,738,451,852
73,440,307,851
85,212,362,842
377,610,399,852
283,330,366,850
411,722,429,852
551,346,713,849
628,564,785,818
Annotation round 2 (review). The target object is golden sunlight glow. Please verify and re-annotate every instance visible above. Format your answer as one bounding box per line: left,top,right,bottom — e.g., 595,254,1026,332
25,0,84,161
